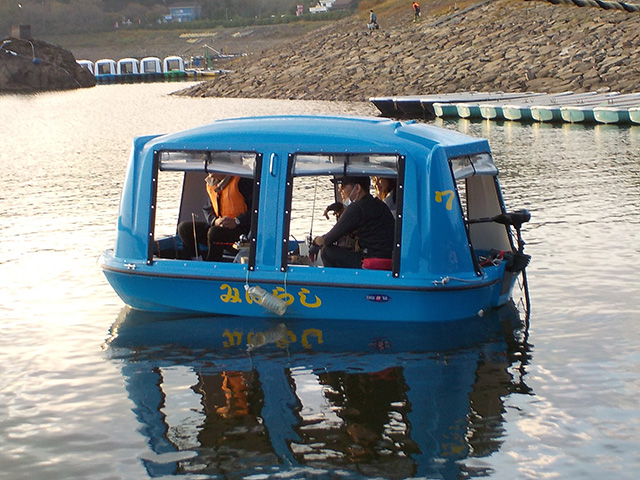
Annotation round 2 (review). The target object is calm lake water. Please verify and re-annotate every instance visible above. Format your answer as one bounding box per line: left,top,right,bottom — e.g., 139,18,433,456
1,83,639,480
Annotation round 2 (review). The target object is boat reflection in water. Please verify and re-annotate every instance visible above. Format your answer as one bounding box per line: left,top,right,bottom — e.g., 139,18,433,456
105,302,531,479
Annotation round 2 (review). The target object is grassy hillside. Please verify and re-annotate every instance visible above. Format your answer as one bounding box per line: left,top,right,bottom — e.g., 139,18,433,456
40,0,477,61
41,21,332,62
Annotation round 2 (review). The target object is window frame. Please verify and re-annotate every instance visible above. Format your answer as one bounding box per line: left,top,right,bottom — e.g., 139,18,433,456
283,152,404,276
149,149,262,267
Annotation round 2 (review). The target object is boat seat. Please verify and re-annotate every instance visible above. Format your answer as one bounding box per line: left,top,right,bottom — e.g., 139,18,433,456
362,258,392,270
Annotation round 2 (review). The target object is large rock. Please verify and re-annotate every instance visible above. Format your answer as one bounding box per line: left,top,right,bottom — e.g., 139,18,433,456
0,37,95,92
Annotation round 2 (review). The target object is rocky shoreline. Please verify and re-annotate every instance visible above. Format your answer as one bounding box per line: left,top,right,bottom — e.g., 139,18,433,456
0,37,95,92
176,0,640,101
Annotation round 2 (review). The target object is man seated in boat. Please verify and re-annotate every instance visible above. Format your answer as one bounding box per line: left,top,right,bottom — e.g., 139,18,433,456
177,173,252,261
309,176,394,268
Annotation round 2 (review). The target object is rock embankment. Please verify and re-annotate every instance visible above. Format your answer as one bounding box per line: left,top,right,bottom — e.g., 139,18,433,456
177,0,640,101
0,37,95,92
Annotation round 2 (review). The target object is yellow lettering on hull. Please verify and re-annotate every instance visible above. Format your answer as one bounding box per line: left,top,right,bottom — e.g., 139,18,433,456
220,284,322,309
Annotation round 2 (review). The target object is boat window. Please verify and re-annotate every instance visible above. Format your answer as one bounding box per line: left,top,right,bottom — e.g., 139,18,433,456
159,150,256,176
284,153,402,274
345,154,399,177
292,153,399,177
97,63,111,74
165,59,181,71
287,174,337,244
143,61,159,73
292,154,344,176
449,153,498,180
454,165,512,261
151,150,260,265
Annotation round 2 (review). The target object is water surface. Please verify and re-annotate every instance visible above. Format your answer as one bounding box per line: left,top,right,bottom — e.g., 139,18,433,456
1,83,639,479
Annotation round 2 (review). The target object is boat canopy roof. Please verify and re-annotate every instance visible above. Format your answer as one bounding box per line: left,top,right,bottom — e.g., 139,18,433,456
141,115,495,179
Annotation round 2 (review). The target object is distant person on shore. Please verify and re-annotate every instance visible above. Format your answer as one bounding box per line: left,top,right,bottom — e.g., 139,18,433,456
412,2,421,22
368,10,379,30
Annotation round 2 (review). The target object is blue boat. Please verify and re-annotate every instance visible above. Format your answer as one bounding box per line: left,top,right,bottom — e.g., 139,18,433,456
99,115,530,321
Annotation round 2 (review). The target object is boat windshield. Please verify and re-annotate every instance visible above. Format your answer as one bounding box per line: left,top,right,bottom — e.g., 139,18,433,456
159,150,256,177
292,153,399,177
449,153,497,180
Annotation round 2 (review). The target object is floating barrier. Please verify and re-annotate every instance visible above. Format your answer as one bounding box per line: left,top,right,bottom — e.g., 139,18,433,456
371,91,640,125
371,92,540,119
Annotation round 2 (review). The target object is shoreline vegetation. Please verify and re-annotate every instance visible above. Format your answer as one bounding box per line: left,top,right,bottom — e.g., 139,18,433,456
50,0,640,101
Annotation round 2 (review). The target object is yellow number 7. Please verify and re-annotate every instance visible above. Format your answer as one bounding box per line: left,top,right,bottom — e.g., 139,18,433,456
435,190,455,211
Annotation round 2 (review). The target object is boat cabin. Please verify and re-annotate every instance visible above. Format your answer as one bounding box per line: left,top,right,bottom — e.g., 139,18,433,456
140,57,162,74
163,56,185,73
117,58,140,75
94,59,116,76
76,60,94,75
102,115,528,321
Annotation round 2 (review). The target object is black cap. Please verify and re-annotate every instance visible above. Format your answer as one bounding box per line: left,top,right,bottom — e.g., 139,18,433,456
331,176,370,189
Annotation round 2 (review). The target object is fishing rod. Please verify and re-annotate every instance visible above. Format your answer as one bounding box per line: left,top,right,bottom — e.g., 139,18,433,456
307,176,319,245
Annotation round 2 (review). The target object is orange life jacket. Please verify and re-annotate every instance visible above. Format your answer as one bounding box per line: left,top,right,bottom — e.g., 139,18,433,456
206,176,247,219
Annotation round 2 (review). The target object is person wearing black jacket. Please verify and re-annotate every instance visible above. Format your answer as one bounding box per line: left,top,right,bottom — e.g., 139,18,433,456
310,176,395,268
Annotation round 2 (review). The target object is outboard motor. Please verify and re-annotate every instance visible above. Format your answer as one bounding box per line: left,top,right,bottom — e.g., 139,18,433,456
468,209,532,317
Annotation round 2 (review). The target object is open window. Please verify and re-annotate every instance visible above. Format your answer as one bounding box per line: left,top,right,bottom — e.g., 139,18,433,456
282,152,403,275
150,150,261,265
449,153,512,268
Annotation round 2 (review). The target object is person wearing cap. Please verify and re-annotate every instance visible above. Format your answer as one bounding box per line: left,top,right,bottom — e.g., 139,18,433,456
309,176,395,268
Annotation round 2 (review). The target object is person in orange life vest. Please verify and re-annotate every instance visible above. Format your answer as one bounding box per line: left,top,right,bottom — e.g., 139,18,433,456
177,173,252,261
412,2,421,22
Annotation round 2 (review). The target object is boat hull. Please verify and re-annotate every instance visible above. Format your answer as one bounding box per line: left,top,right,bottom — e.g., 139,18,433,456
502,105,534,122
456,104,483,119
560,106,594,123
100,251,514,323
593,107,632,124
531,106,562,123
433,102,460,118
480,104,505,120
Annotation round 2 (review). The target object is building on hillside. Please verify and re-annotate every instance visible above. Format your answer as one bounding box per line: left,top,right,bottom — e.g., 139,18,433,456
165,4,202,23
309,0,352,14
